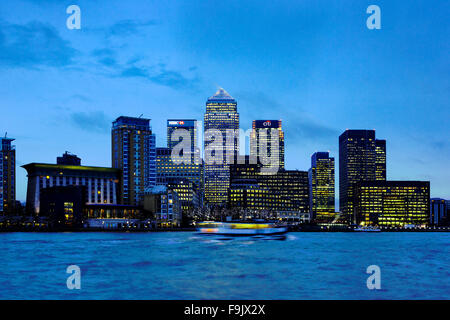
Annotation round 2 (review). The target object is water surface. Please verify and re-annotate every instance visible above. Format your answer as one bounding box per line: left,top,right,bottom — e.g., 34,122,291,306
0,232,449,299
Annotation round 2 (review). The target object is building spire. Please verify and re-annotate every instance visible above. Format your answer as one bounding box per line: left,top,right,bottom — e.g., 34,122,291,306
208,87,235,101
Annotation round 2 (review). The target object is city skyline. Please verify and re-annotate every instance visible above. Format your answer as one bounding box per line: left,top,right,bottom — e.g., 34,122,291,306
0,1,448,202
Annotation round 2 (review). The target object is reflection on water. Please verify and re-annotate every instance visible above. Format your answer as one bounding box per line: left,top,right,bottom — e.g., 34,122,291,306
0,232,449,299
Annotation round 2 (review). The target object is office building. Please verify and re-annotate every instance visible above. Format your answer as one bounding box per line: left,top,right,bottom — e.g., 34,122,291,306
112,116,156,206
250,120,284,172
166,178,200,215
375,139,386,181
430,198,448,226
156,147,203,199
144,185,182,227
339,129,386,222
354,180,430,227
0,136,16,214
309,152,335,221
229,157,309,213
167,119,199,163
22,154,120,215
39,185,86,226
204,88,239,204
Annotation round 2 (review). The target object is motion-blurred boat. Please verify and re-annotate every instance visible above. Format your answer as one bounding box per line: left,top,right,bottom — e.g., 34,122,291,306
196,221,288,238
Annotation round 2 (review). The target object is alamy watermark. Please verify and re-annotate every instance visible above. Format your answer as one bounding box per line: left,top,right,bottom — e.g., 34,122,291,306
66,5,81,30
366,5,381,30
366,265,381,290
66,265,81,289
170,128,281,175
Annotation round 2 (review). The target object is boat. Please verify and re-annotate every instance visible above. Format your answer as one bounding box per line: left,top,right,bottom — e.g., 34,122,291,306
196,221,288,238
354,225,381,232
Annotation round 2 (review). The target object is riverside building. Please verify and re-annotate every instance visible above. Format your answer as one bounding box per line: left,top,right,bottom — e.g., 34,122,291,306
22,154,121,215
353,180,430,227
309,152,335,222
339,129,386,223
0,136,16,214
112,116,156,206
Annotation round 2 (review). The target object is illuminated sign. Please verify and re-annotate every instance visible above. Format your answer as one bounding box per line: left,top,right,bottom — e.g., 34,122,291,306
263,121,272,127
168,120,195,127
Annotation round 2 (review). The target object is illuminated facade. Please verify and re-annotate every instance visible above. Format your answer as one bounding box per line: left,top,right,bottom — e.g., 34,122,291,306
375,139,386,181
204,88,239,204
112,116,156,206
167,119,199,164
22,159,120,215
354,180,430,227
166,178,200,215
144,185,182,227
0,137,15,214
156,147,203,196
250,120,284,172
339,129,386,222
309,152,335,221
229,158,309,213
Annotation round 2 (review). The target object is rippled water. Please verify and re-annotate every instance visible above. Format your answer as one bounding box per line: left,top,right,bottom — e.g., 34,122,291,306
0,232,449,299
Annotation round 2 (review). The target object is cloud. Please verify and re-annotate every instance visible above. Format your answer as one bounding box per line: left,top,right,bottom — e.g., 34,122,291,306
70,111,111,133
431,140,449,151
117,63,199,90
107,19,158,37
85,19,158,39
0,21,77,68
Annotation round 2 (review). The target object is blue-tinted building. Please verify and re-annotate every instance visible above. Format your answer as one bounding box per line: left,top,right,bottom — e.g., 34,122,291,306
167,119,199,164
0,136,15,214
112,116,156,206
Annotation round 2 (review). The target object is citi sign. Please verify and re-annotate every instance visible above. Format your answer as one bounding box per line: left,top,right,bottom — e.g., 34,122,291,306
263,121,272,127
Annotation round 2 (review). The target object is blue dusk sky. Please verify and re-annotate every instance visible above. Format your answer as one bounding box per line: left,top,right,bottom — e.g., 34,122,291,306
0,0,448,202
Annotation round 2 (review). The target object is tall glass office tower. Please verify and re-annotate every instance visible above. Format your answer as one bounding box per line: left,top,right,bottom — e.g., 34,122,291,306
250,120,285,172
339,129,386,222
309,152,335,221
375,139,387,181
112,116,156,206
204,88,239,205
0,136,15,214
167,119,199,164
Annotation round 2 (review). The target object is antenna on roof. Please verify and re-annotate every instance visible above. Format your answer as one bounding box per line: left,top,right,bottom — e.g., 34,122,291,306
139,114,143,118
4,132,7,138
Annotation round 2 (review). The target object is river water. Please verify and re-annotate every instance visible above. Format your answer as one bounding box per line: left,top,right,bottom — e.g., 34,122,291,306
0,232,449,299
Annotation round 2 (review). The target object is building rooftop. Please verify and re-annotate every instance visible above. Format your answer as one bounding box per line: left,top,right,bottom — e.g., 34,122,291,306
112,116,151,130
22,163,120,174
207,88,235,101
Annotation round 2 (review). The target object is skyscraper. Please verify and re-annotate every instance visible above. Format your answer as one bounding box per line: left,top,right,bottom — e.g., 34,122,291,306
112,116,156,206
204,88,239,204
339,129,386,222
309,152,335,221
250,120,284,172
375,139,386,180
167,119,198,163
0,136,15,214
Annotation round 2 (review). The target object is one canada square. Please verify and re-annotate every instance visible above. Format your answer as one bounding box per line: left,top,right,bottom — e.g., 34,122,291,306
204,88,239,204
